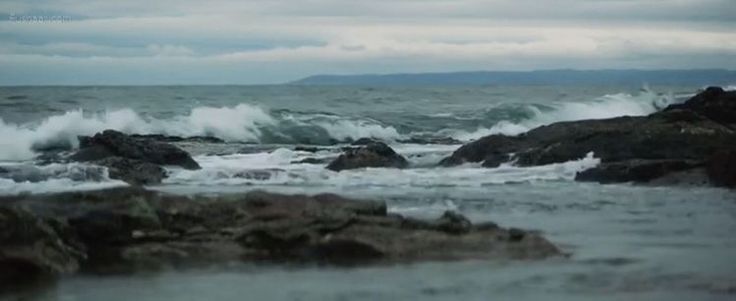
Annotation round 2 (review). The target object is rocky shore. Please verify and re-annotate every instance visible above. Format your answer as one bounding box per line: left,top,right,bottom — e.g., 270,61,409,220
0,188,560,289
440,87,736,188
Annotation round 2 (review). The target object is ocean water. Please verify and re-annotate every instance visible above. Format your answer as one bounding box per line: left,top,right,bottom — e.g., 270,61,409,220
1,84,735,300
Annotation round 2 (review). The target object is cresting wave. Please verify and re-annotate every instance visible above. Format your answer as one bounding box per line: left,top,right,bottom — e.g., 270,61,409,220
0,88,678,161
449,88,679,141
0,104,401,161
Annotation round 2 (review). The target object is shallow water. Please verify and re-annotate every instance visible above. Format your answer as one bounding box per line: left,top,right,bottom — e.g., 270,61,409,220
1,85,735,300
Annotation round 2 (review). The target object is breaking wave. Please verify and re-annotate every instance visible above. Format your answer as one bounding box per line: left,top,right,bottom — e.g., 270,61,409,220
0,88,679,161
0,104,400,161
449,89,678,141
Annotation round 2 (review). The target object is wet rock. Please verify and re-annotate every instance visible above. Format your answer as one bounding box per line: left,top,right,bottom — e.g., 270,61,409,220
664,86,736,128
327,142,409,171
398,136,463,145
92,157,167,185
434,211,472,235
440,87,736,188
292,157,331,164
575,159,703,184
71,130,200,170
0,188,561,280
351,137,381,145
129,134,225,144
707,150,736,188
0,207,81,288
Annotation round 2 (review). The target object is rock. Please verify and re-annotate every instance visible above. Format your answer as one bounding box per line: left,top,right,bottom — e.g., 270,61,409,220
434,211,472,234
440,87,736,187
326,142,409,171
575,159,704,184
707,150,736,188
70,130,200,170
129,134,225,144
93,157,167,185
351,137,381,145
664,86,736,128
0,206,81,288
0,187,561,280
292,157,331,164
442,109,734,168
398,136,463,145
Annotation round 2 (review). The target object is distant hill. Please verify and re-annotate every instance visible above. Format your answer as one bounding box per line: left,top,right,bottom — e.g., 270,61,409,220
289,69,736,86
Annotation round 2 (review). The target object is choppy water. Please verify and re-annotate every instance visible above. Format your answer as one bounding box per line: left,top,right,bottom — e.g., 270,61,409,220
1,84,735,300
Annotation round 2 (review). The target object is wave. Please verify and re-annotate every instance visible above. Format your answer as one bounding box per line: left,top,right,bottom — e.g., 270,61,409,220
0,104,401,161
449,89,678,141
0,88,683,161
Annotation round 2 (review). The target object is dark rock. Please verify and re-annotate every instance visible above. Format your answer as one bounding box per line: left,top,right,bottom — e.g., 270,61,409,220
481,153,512,168
398,136,463,145
575,159,703,184
351,137,381,145
294,146,331,153
92,157,167,185
442,87,736,172
707,150,736,188
435,211,472,234
292,157,331,164
0,206,81,287
664,86,736,128
327,142,409,171
129,134,225,144
70,130,200,170
508,228,526,242
0,188,560,281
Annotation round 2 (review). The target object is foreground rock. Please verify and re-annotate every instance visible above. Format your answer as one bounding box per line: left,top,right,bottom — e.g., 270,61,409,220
440,87,736,186
0,188,560,286
71,130,200,170
327,141,409,171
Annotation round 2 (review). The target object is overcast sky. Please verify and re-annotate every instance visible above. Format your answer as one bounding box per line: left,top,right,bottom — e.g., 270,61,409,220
1,0,735,85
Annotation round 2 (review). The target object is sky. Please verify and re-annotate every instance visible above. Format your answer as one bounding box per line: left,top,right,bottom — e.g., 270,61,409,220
0,0,735,85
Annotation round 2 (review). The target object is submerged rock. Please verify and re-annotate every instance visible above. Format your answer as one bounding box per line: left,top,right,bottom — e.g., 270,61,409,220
440,87,736,187
0,188,561,283
71,130,200,170
327,142,409,171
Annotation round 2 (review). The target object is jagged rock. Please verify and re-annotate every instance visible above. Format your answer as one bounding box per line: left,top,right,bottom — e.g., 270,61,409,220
327,142,409,171
440,87,736,188
0,188,561,280
664,86,736,128
93,157,167,185
70,130,200,170
707,150,736,188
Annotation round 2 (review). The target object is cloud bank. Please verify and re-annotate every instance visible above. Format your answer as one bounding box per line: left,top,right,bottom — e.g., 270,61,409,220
1,0,735,84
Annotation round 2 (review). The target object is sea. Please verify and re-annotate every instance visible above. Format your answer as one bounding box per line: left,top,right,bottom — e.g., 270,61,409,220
1,84,735,300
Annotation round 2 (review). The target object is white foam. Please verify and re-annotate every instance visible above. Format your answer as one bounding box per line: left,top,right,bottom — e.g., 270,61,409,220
0,103,406,161
0,178,128,195
164,148,600,188
0,162,128,195
452,89,677,141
